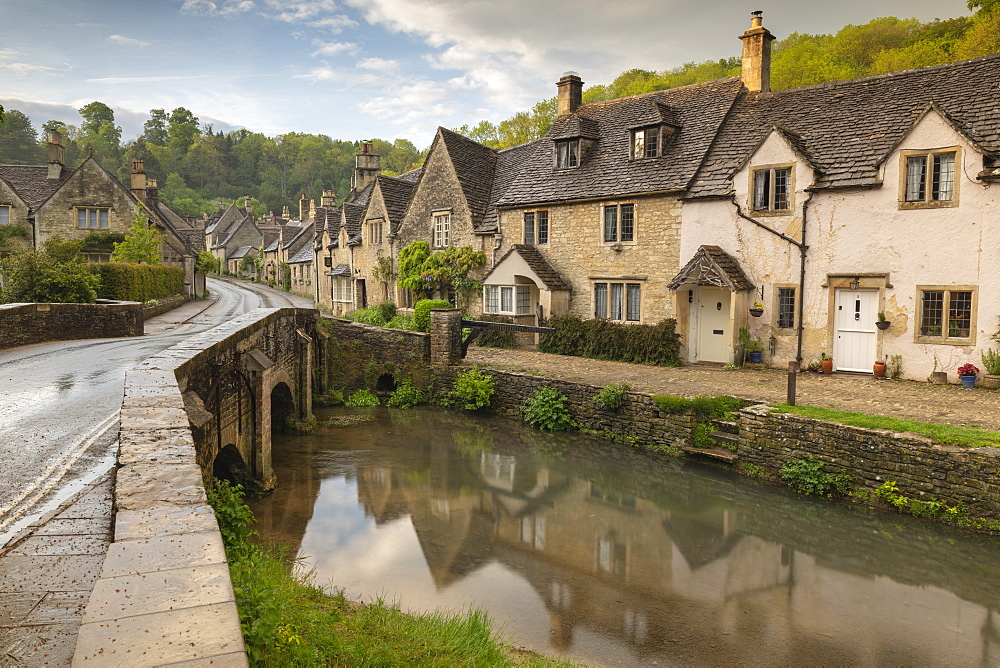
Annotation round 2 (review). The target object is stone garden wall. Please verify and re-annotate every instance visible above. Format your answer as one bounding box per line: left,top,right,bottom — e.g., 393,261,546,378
321,315,432,392
0,301,142,350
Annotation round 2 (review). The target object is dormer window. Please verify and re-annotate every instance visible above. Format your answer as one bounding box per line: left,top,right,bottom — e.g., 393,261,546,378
751,166,792,213
631,127,660,159
556,139,579,169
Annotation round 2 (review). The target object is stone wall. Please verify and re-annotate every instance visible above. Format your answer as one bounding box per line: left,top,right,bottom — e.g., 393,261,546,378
0,302,142,350
35,159,135,245
321,315,432,392
142,295,192,320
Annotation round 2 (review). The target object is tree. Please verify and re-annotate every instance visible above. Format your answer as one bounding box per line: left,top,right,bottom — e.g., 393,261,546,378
111,203,164,264
0,239,100,304
0,110,43,164
168,107,201,156
143,109,169,145
396,241,486,306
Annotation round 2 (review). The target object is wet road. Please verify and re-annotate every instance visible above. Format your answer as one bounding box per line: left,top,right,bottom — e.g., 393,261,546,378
0,277,311,548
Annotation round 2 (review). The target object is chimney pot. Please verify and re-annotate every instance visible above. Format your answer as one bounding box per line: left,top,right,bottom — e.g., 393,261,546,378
556,73,583,116
47,131,65,179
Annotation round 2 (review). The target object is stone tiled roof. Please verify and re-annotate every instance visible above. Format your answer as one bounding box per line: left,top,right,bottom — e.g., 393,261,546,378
327,263,350,276
376,175,416,231
397,168,423,183
288,245,313,264
486,244,571,291
689,55,1000,197
498,77,743,207
229,246,254,260
476,139,546,234
343,203,364,245
284,222,314,254
0,165,74,210
438,127,498,227
668,245,754,292
175,228,205,252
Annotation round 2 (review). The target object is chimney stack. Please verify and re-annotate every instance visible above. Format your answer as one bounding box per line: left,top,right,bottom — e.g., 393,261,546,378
130,159,147,200
298,193,308,221
281,205,290,219
146,178,159,203
351,141,380,193
308,199,316,217
739,11,775,94
47,131,65,180
557,72,583,116
321,189,336,207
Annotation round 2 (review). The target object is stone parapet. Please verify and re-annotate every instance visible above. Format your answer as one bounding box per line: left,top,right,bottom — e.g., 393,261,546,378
0,302,143,351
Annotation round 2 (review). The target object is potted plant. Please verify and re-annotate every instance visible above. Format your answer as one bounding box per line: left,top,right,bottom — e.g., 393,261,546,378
820,352,833,374
981,349,1000,389
749,300,764,318
873,357,886,378
746,336,765,363
875,311,891,330
957,362,979,389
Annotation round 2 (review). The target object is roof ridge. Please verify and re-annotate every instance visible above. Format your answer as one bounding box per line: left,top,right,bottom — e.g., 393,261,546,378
579,76,741,110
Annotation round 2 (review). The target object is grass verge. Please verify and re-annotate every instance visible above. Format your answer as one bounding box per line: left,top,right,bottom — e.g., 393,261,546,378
771,403,1000,448
208,479,572,667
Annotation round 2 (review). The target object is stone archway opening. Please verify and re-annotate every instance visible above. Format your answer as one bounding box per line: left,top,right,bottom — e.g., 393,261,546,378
270,381,296,434
213,444,253,488
376,373,396,393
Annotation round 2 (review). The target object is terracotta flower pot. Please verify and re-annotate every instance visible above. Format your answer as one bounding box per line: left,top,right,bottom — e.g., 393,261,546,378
873,361,886,378
821,359,833,374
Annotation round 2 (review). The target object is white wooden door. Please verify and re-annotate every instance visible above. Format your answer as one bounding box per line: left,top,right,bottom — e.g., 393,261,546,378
833,289,877,372
697,287,731,363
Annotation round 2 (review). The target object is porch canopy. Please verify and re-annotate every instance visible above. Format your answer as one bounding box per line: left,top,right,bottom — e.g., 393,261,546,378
668,245,754,292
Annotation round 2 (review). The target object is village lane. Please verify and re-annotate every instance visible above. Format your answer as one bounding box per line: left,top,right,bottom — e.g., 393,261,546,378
0,277,313,666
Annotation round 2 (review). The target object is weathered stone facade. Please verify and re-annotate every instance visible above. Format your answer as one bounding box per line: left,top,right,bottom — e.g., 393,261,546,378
33,159,135,244
0,302,142,350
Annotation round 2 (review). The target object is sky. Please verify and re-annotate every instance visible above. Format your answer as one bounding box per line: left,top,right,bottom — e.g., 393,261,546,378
0,0,974,149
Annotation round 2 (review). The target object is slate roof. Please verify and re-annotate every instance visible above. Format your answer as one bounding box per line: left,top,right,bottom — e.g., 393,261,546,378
343,203,364,245
0,165,74,210
668,245,754,292
229,246,254,260
288,245,313,264
175,228,206,252
438,128,498,228
477,140,546,233
689,54,1000,197
493,244,571,291
375,175,416,233
397,168,423,183
498,77,744,207
327,263,350,276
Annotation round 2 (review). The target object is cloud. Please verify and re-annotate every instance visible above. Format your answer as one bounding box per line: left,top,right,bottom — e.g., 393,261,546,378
179,0,254,16
357,57,398,73
259,0,357,31
86,75,214,84
107,35,151,47
311,40,359,57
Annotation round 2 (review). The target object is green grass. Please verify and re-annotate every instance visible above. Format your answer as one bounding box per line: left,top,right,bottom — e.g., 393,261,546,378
772,404,1000,448
209,480,571,667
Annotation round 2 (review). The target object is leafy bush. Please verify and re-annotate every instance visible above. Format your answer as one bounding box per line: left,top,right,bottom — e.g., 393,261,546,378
594,382,631,411
451,368,495,410
312,389,344,407
375,300,397,323
982,348,1000,375
523,387,577,431
388,380,423,408
206,479,257,552
344,389,379,406
653,394,744,419
386,314,414,330
94,262,185,301
348,306,385,326
413,299,453,332
0,239,100,304
195,250,220,274
538,315,682,365
472,314,519,348
779,456,850,496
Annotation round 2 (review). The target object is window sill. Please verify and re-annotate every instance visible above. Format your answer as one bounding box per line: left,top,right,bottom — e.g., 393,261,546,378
748,209,793,217
913,335,975,346
898,200,957,210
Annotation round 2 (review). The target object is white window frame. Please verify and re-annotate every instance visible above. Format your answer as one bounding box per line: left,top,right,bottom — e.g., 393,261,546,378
900,148,959,208
751,166,793,213
332,276,353,303
483,284,531,316
76,207,109,229
593,281,641,322
433,211,451,248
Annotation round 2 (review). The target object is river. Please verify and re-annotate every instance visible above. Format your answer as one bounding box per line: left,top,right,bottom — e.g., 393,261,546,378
249,406,1000,666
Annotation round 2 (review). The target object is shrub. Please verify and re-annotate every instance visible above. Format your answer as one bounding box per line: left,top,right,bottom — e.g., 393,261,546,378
779,456,850,496
413,299,453,332
451,368,495,410
653,394,744,419
312,389,344,407
386,314,414,330
0,240,100,304
538,315,682,365
375,300,397,323
206,479,256,551
594,382,631,411
196,250,220,274
982,349,1000,375
348,306,385,326
523,387,577,431
471,314,519,348
344,389,379,406
94,262,184,301
388,380,423,408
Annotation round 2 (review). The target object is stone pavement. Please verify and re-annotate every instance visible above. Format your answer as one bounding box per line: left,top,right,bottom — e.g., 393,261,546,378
0,474,113,666
466,348,1000,433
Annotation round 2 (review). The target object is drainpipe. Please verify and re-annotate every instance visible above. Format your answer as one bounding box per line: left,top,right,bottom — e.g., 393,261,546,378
731,192,814,403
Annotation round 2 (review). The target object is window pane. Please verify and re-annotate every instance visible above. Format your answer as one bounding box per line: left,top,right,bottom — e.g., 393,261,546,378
633,131,644,159
594,283,608,318
645,128,659,158
773,169,791,210
523,212,535,244
516,285,531,315
604,207,618,242
777,288,795,328
0,206,9,225
932,153,955,201
920,290,944,336
557,142,568,168
568,141,578,167
753,170,770,210
906,157,927,202
620,204,634,242
442,214,450,246
611,283,623,320
626,284,641,321
78,209,86,228
537,211,548,244
948,290,972,338
485,286,499,312
501,286,513,313
99,210,108,228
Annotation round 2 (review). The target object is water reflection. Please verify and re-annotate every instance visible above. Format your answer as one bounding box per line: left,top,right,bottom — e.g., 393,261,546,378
250,407,1000,666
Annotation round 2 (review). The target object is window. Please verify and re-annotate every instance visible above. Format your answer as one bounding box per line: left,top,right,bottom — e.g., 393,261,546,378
523,211,548,245
752,167,792,212
903,150,957,206
594,282,641,321
0,205,9,226
433,212,450,247
84,253,111,263
917,286,975,343
76,207,109,229
631,127,660,159
556,139,579,169
367,219,383,244
776,287,796,329
484,285,531,315
332,276,353,303
603,204,634,243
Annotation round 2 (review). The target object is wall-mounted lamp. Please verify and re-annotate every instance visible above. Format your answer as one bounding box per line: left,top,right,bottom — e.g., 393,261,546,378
849,277,860,290
688,289,694,303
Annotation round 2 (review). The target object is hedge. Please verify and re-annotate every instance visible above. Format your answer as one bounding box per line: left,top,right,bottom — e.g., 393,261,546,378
472,314,519,348
413,299,452,332
94,263,185,302
538,315,682,365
